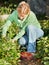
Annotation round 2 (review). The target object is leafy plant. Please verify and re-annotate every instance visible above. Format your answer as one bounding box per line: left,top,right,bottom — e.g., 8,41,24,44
0,20,20,65
0,3,17,15
0,19,49,65
36,20,49,65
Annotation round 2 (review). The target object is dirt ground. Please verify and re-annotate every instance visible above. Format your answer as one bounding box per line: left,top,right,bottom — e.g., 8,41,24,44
18,57,43,65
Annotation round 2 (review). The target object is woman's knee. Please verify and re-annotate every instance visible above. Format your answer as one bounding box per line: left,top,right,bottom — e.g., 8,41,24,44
18,37,27,46
37,29,44,39
27,25,35,30
41,30,44,37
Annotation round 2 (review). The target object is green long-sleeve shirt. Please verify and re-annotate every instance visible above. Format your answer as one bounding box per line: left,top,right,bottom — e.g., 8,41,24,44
2,10,41,40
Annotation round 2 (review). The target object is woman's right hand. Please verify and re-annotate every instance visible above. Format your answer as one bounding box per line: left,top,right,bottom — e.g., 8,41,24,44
2,34,6,38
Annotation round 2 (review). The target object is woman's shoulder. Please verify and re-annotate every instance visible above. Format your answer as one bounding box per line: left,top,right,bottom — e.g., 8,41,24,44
30,11,36,16
29,11,36,18
11,10,18,15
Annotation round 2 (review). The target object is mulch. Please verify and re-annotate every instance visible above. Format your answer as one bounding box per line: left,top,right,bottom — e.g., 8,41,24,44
18,57,43,65
18,52,44,65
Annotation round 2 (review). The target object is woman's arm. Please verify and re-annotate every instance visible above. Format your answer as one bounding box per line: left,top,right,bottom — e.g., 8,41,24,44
12,21,29,42
12,28,25,42
2,10,17,37
2,20,12,37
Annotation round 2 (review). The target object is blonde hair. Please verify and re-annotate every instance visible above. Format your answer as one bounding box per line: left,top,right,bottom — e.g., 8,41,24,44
17,1,30,15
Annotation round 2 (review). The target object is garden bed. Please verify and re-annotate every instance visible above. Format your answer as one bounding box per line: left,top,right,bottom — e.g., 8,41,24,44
0,17,49,65
19,58,43,65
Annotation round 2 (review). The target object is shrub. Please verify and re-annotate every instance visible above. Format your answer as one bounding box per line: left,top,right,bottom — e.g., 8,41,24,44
0,4,17,15
0,20,20,65
36,37,49,65
0,19,49,65
36,20,49,65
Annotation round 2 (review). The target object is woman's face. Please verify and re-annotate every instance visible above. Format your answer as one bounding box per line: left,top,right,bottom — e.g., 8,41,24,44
18,13,26,20
17,4,29,20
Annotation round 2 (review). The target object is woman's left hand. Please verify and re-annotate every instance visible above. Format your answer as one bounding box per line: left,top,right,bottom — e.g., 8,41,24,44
11,39,16,43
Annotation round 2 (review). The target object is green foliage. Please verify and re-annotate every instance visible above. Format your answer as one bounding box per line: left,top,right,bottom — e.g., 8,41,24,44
0,7,11,15
0,19,49,65
0,20,20,65
0,59,12,65
0,3,17,15
40,20,49,36
36,20,49,65
0,38,20,65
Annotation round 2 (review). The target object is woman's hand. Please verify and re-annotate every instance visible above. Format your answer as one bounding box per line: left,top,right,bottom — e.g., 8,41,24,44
11,39,16,43
2,34,6,39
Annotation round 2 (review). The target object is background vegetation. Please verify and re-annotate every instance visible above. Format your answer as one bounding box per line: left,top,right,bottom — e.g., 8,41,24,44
0,0,49,65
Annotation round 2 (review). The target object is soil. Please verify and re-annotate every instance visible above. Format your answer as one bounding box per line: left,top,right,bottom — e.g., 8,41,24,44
18,57,43,65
